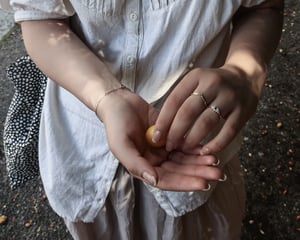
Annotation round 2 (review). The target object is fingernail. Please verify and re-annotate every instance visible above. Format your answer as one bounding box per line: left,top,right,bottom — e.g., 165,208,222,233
166,140,174,152
212,158,220,166
152,130,161,143
142,172,157,186
200,147,210,156
202,183,211,192
218,174,227,182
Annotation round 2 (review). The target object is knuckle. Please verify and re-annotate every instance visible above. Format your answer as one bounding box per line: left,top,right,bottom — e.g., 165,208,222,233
202,114,218,127
226,89,237,103
179,104,196,121
190,68,203,77
210,74,222,86
168,92,183,107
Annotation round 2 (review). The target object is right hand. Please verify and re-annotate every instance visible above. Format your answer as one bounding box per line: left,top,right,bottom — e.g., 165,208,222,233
96,88,225,191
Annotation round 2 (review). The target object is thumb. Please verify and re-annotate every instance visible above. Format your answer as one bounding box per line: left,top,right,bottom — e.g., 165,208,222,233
113,139,158,186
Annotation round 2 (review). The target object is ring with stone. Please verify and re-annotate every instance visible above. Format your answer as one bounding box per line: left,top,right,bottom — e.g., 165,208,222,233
210,105,222,119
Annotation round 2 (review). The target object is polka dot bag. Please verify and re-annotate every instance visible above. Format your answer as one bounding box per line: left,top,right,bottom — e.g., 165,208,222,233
3,56,47,189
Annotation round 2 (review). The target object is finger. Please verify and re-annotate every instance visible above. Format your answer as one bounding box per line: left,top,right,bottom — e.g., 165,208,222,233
169,151,218,166
154,167,211,191
165,83,229,151
200,109,244,154
147,105,160,125
112,138,159,186
165,94,208,151
161,161,224,180
153,77,198,145
177,143,204,154
183,91,236,149
183,105,222,149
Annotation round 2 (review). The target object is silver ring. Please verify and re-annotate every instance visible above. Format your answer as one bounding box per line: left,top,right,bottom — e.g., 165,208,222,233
191,92,208,107
210,105,222,119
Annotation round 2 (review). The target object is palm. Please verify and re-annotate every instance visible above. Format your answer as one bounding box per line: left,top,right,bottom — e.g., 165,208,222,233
98,90,223,191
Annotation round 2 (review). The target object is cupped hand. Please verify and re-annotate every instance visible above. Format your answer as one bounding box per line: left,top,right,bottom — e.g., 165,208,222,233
96,88,224,191
153,65,263,155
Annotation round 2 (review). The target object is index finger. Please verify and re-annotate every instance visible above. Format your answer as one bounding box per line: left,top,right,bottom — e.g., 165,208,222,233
153,76,198,146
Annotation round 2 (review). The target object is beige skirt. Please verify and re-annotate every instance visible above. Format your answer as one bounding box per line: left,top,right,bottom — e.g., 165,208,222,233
64,155,246,240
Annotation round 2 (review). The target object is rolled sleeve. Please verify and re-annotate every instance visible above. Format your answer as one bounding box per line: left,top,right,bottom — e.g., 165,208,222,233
242,0,266,7
10,0,75,22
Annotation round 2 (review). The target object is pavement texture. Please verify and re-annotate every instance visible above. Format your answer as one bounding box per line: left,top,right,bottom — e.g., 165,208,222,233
0,1,299,240
0,9,14,42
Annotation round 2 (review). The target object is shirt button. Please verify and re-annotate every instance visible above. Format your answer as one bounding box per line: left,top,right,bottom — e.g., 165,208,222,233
129,12,138,21
188,62,194,68
127,55,136,64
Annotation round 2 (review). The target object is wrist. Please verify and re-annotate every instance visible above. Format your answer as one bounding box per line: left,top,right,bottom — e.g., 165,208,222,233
95,84,130,122
221,57,267,96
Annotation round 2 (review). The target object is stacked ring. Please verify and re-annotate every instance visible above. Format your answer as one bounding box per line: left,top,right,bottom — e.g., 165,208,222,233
191,92,208,107
191,92,223,119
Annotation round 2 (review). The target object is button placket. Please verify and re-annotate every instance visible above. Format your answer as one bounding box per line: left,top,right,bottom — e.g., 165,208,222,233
122,1,140,91
126,55,136,65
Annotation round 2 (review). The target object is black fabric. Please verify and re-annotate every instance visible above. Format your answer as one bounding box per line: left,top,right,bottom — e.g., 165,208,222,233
3,56,47,189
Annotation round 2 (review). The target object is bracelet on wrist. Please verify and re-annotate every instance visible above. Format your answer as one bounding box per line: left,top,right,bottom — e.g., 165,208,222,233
94,83,128,121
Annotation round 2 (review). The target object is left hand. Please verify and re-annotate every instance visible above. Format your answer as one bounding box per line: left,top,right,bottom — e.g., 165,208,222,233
153,65,263,155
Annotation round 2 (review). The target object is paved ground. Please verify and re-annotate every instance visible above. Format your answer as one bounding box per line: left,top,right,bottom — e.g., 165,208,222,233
0,2,299,240
0,8,14,42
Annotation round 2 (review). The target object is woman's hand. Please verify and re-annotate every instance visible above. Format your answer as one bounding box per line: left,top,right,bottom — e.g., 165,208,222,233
153,1,283,156
153,66,262,155
96,88,224,191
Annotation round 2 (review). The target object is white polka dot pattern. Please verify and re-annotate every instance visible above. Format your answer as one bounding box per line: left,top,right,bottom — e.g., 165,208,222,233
3,56,47,189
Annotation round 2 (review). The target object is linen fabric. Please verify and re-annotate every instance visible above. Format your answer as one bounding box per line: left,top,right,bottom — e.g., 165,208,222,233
65,155,246,240
9,0,265,222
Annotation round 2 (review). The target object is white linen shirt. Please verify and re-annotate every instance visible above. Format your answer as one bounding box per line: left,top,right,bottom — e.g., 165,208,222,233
9,0,265,222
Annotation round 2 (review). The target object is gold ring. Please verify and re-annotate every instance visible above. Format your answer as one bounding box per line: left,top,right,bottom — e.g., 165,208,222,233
191,92,208,107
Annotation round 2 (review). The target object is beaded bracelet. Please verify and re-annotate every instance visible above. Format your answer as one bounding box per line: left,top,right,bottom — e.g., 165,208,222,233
94,83,127,120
